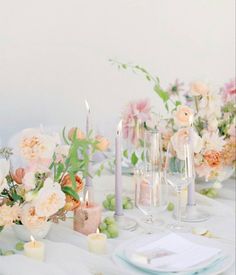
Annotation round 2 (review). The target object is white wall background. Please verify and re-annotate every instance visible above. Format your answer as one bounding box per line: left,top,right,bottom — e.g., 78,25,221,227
0,0,235,144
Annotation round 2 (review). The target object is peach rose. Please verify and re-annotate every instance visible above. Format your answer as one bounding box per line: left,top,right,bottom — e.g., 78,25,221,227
95,135,109,151
173,105,194,127
68,128,85,141
190,82,209,97
12,168,25,184
204,150,221,168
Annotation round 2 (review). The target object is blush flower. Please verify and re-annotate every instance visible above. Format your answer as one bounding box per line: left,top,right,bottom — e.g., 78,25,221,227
12,168,25,184
22,172,36,191
222,79,236,103
55,145,70,163
34,178,66,217
173,105,194,127
202,131,225,152
0,204,21,227
68,128,85,141
122,99,151,145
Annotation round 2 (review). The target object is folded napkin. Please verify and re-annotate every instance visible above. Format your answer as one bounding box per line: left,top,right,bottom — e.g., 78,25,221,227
129,233,221,270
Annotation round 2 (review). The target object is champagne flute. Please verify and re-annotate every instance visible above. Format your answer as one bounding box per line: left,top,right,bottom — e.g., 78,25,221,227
165,142,193,232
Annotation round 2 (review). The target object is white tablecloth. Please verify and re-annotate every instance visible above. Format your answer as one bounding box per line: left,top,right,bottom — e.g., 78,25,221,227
0,175,235,275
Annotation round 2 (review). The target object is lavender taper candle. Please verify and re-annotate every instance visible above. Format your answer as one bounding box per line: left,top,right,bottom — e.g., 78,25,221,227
85,100,92,188
115,120,123,216
187,115,196,206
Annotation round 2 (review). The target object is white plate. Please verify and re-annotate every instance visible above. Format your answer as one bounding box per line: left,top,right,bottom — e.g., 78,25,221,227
112,233,235,275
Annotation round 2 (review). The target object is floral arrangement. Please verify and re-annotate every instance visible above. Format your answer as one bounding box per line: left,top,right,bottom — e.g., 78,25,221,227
111,60,236,182
0,127,109,232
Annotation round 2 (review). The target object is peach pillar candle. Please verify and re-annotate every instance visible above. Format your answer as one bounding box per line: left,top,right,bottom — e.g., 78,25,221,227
74,202,102,235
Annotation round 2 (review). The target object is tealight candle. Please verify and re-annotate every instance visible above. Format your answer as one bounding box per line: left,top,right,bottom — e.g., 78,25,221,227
87,229,107,254
24,236,45,261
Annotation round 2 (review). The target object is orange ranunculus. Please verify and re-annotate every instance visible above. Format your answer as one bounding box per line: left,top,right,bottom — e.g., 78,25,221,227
204,150,221,168
12,168,25,184
68,128,85,141
61,174,83,193
95,135,109,151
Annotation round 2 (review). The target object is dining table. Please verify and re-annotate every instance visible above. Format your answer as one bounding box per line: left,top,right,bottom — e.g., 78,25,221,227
0,175,235,275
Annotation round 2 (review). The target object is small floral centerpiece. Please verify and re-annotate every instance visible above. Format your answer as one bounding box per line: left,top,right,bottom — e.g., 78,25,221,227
111,60,236,186
0,127,109,236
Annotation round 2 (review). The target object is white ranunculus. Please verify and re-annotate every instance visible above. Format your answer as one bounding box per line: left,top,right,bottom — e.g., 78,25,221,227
22,172,36,191
171,128,203,160
0,159,10,193
34,178,66,218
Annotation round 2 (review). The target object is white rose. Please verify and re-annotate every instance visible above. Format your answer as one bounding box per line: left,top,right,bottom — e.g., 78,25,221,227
208,116,218,132
34,178,65,217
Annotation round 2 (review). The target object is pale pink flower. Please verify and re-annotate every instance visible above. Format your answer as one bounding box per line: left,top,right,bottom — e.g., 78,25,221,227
222,79,236,103
21,203,47,230
0,204,21,227
173,105,194,127
34,178,66,217
122,99,151,145
195,163,212,179
198,90,222,118
190,82,210,97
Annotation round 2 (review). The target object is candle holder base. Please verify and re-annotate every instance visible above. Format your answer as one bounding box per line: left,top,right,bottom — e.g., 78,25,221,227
114,214,137,231
180,205,209,223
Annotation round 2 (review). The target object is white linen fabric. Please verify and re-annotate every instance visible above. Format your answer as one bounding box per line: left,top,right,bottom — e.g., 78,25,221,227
0,175,235,275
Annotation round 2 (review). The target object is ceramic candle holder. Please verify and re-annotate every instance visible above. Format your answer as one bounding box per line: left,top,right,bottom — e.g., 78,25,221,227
73,203,102,236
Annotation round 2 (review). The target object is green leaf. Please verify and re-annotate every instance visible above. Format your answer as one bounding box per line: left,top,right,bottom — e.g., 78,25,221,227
175,101,181,107
131,152,139,166
0,226,4,233
123,149,129,159
154,85,169,102
55,163,64,181
62,186,80,201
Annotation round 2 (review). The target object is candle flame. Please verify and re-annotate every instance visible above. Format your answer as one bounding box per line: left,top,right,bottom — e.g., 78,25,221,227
96,228,100,234
30,235,35,242
117,120,123,135
85,99,90,113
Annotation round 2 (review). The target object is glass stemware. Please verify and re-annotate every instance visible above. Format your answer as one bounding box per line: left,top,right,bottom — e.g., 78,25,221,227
165,142,194,232
135,128,168,228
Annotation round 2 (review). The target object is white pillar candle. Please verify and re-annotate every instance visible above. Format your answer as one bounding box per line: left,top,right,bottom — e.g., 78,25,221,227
87,231,107,254
24,236,45,261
